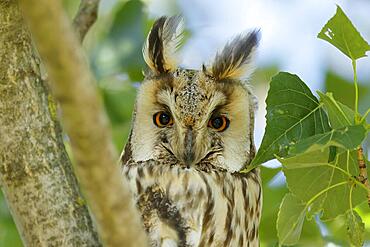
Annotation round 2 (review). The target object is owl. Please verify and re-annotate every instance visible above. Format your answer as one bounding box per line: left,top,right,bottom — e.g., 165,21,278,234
121,16,262,247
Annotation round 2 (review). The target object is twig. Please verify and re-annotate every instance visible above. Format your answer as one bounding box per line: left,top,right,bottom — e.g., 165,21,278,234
357,147,370,207
18,0,148,246
73,0,100,41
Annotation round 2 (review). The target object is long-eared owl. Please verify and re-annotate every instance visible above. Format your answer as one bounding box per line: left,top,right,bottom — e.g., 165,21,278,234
121,16,262,247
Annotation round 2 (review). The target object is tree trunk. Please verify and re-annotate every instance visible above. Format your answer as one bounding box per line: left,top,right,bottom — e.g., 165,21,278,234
0,1,100,246
18,0,148,245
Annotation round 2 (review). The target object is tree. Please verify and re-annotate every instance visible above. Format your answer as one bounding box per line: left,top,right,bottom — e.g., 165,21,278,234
0,0,147,246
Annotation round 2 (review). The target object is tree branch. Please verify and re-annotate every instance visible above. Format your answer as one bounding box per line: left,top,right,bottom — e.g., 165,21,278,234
357,147,370,207
73,0,100,41
18,0,148,246
0,1,100,246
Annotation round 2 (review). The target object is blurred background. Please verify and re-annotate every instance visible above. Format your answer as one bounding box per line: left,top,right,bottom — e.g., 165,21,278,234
1,0,369,246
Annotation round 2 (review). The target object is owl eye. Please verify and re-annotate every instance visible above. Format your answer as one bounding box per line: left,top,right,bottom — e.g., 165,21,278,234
208,115,230,132
153,112,174,127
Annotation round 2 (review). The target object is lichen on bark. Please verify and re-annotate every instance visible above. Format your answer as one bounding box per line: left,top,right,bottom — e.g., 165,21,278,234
0,1,100,245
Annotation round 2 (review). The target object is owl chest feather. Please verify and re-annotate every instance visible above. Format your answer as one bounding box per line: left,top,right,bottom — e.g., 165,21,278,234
123,161,262,247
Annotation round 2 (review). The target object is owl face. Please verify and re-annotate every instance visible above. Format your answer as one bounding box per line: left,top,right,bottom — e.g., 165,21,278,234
125,16,260,172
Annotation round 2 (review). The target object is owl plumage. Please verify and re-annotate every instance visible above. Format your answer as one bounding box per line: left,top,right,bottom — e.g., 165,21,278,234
121,16,262,247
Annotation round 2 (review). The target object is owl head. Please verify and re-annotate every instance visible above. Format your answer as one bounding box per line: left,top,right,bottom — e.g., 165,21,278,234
122,16,260,172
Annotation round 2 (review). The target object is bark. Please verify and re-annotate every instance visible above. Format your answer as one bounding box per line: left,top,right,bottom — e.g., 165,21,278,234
73,0,100,42
357,147,370,207
18,0,148,246
0,1,100,246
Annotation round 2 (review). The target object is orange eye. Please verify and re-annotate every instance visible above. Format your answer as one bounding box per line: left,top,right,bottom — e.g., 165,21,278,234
208,115,230,132
153,112,174,127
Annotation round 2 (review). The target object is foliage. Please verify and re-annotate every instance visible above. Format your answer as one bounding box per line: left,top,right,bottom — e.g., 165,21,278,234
247,5,370,246
346,210,365,247
317,5,370,61
1,1,369,246
249,72,331,167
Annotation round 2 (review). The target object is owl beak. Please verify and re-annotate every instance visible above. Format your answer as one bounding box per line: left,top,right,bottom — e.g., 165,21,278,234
183,128,195,167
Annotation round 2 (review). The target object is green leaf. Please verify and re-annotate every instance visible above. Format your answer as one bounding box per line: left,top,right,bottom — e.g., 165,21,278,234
288,125,367,156
320,151,366,221
280,149,367,221
259,168,289,245
346,210,365,247
318,91,354,128
278,149,331,169
277,193,306,245
279,149,333,218
317,5,370,60
251,72,330,166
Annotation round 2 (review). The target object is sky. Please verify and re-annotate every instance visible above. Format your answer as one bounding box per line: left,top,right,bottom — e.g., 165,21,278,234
146,0,370,168
147,0,370,88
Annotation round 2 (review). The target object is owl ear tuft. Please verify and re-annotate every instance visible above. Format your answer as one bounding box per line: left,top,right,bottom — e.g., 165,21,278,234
143,16,184,75
210,30,260,80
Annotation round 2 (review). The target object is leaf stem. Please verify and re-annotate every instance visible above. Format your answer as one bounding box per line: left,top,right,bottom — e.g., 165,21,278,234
324,163,370,193
360,107,370,123
280,182,348,246
306,181,348,206
349,183,354,213
346,150,350,174
352,59,360,123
